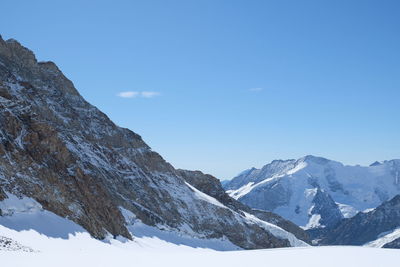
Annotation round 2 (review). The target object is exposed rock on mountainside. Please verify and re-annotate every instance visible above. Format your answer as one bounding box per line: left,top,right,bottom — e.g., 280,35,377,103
0,36,306,249
0,236,35,252
307,188,343,229
383,238,400,249
178,169,310,243
321,195,400,246
178,169,251,213
225,155,400,230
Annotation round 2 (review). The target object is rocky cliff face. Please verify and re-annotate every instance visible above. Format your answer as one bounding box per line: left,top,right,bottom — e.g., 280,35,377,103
321,195,400,246
0,36,307,249
225,156,400,230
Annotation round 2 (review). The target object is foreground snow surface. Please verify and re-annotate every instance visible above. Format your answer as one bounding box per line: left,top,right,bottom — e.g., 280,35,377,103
0,195,398,267
1,224,399,267
1,245,399,267
0,226,399,267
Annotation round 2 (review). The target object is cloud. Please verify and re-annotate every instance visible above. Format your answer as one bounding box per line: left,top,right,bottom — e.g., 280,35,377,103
249,87,263,92
117,91,160,98
141,91,160,98
117,91,139,98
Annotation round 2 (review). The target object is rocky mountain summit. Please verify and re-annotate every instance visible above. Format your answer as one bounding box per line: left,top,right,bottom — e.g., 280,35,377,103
0,36,307,249
225,156,400,232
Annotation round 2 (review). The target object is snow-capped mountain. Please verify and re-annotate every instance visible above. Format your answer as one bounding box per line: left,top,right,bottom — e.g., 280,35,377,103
224,155,400,229
0,36,307,249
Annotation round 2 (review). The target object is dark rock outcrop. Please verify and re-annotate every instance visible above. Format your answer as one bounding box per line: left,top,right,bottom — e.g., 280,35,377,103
321,195,400,246
383,237,400,249
310,188,343,229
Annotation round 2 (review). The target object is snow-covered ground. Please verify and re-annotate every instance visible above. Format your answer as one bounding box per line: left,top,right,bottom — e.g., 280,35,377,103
0,210,399,267
1,234,399,267
1,220,399,267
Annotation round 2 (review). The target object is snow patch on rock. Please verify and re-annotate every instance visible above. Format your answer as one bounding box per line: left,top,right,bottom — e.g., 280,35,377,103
364,228,400,248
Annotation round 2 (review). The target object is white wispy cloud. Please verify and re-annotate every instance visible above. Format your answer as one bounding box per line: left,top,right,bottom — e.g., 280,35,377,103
141,91,160,98
117,91,139,98
117,91,160,98
249,87,263,92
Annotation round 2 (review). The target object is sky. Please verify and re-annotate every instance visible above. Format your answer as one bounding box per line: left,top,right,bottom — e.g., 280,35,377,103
1,0,399,180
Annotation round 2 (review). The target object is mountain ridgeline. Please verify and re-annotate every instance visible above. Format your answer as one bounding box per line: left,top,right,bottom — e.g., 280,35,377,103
0,36,308,249
224,155,400,247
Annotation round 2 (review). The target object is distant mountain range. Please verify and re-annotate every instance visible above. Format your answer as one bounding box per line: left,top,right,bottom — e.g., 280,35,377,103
224,155,400,246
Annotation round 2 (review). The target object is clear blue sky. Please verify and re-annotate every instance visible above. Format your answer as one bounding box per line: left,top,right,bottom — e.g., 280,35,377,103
1,0,399,180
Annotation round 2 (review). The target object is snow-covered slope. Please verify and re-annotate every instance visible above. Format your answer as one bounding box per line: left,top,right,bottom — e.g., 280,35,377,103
225,156,400,229
0,193,86,239
365,228,400,248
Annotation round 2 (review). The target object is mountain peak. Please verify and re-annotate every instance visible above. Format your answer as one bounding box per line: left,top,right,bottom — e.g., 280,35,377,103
0,36,37,67
370,161,382,167
299,155,330,164
0,37,79,97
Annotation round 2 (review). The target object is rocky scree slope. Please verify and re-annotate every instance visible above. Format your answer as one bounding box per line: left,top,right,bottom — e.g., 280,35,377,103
225,156,400,232
0,36,304,249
